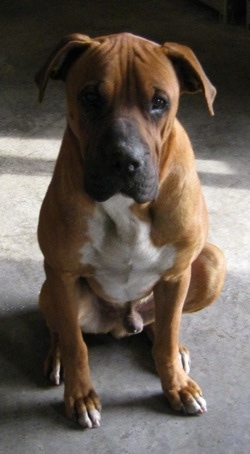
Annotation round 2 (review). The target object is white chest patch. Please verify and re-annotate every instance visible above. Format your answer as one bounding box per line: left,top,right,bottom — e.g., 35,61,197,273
82,195,176,304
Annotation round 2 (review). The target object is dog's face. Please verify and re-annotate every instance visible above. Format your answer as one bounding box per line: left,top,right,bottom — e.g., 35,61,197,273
36,33,216,203
65,35,180,203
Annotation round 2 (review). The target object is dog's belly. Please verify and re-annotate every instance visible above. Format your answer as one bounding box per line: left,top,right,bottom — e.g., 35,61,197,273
82,195,176,304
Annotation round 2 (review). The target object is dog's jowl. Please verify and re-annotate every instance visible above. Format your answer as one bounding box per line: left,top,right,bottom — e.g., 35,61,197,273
36,33,226,428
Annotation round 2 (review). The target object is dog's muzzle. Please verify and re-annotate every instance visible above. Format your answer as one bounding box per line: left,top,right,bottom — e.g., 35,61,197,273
84,118,159,203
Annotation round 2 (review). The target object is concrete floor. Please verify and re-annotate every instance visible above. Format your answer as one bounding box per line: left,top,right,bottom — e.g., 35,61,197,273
0,0,249,452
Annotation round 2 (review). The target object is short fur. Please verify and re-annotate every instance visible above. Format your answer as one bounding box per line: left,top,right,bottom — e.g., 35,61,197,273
36,33,225,428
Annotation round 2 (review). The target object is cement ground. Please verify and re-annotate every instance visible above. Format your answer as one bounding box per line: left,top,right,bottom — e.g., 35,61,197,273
0,0,249,453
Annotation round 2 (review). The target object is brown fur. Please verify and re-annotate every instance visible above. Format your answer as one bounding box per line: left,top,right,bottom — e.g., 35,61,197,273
36,33,225,427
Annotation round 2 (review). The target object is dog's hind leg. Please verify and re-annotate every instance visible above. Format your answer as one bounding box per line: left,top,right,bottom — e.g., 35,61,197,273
39,280,63,385
145,324,191,374
44,331,62,386
183,242,226,314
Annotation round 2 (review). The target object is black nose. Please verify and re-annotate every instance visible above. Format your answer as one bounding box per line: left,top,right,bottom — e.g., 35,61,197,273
102,118,145,177
111,151,142,176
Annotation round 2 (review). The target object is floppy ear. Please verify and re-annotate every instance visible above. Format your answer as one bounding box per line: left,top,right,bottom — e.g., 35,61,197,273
162,42,216,115
35,33,93,102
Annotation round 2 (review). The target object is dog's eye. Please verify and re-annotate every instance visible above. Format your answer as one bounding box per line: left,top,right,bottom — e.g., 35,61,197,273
151,96,168,111
84,93,99,104
78,87,102,108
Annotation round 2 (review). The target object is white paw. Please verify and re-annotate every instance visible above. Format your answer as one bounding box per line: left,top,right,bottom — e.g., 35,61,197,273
78,409,101,428
183,396,207,415
178,348,191,375
49,363,61,386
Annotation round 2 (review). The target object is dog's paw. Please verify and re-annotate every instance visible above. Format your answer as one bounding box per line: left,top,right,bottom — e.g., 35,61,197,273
78,407,101,429
167,383,207,416
178,344,191,375
44,349,62,386
159,367,207,416
65,389,102,429
170,381,207,416
43,333,63,386
49,362,62,386
181,394,207,415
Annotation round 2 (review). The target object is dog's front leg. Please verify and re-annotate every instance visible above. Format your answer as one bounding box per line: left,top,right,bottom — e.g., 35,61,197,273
44,264,101,428
152,268,207,415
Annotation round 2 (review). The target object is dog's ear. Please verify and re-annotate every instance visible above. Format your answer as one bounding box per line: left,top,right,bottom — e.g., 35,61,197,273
35,34,93,102
162,43,216,115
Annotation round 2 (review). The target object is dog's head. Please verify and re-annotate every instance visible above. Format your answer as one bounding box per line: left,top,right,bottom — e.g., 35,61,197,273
36,33,216,204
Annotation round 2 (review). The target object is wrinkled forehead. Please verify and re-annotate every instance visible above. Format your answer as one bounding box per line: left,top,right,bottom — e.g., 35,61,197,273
67,34,179,97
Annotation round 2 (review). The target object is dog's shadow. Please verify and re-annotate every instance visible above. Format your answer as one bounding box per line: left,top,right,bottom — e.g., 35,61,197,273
0,306,156,383
85,330,156,374
0,306,50,389
0,306,175,426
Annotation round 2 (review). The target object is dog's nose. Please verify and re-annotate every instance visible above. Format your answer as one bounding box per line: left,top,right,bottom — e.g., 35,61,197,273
111,152,142,176
103,118,145,177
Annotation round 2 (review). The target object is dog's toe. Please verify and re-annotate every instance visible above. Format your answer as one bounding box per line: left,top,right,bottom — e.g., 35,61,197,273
44,333,62,385
178,344,191,375
44,353,62,385
181,395,207,415
78,408,101,428
49,363,61,386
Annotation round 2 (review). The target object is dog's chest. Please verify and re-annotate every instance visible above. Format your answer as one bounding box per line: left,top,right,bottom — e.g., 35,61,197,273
82,195,175,303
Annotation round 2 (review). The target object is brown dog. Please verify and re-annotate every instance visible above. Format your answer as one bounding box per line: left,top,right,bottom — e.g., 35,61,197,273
36,33,225,428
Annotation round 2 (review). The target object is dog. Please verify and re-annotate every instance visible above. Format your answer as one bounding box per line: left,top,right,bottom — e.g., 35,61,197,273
36,32,226,428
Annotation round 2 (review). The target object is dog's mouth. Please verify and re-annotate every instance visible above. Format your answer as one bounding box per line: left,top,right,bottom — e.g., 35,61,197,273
84,171,158,204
